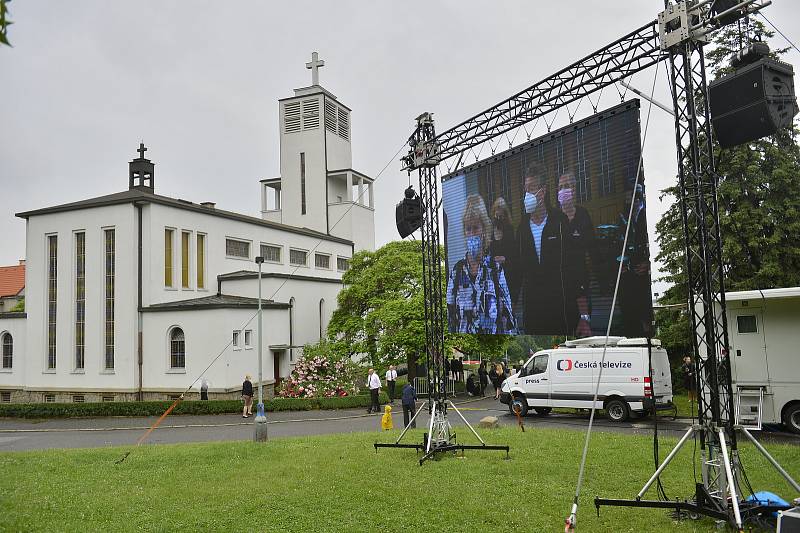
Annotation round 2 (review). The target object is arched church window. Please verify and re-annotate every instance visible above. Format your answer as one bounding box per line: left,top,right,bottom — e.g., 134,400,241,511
170,327,185,369
1,333,12,369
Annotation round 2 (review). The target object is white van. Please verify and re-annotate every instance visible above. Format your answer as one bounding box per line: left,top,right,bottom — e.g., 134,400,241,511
500,337,673,422
714,288,800,433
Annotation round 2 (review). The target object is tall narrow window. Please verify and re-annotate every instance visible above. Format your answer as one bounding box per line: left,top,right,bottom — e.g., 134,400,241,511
319,298,325,340
181,231,190,288
104,229,115,370
47,235,58,369
74,232,85,370
197,234,206,289
164,229,174,287
2,333,12,369
289,297,295,362
300,152,306,215
170,328,185,369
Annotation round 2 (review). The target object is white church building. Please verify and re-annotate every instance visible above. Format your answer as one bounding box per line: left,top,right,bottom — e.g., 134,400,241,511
0,54,376,403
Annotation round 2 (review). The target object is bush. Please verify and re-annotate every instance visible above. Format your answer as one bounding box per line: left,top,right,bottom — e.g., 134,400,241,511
278,341,361,398
0,393,391,419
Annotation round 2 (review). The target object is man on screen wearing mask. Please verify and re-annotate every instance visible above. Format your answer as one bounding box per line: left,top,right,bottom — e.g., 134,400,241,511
516,162,579,335
446,194,517,335
557,171,596,337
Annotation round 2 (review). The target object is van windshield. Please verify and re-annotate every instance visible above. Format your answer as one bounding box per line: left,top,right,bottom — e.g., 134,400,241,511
524,354,549,375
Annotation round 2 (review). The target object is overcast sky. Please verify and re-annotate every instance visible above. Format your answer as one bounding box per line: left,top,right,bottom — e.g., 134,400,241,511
2,1,799,294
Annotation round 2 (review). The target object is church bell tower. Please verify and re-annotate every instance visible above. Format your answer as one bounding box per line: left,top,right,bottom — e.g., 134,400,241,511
129,142,155,192
261,52,375,251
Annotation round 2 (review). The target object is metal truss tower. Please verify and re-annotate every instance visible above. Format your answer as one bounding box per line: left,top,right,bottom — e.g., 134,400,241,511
387,1,797,524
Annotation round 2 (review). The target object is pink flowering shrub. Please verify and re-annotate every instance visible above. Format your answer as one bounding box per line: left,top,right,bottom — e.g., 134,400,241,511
278,341,361,398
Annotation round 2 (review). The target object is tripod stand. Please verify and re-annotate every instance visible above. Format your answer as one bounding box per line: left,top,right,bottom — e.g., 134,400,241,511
374,113,509,465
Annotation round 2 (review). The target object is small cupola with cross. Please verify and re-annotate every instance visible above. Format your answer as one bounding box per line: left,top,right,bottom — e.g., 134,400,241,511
129,142,155,192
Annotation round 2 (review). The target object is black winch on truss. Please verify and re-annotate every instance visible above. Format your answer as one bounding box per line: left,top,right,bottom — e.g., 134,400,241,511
377,0,799,529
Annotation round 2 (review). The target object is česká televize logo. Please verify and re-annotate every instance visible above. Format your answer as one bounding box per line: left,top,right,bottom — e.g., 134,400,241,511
557,359,574,371
556,359,633,371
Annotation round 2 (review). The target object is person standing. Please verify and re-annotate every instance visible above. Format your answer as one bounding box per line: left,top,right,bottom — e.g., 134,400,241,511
478,361,489,397
401,381,418,428
385,365,398,404
446,194,517,335
200,378,209,401
489,363,500,400
241,374,254,418
557,171,597,337
681,356,697,402
366,368,381,414
516,162,578,335
490,197,519,301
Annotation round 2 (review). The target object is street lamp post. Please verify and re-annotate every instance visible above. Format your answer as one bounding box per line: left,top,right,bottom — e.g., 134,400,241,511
254,256,268,442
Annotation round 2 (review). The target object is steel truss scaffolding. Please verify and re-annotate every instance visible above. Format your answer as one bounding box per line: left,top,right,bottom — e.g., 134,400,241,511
381,0,797,526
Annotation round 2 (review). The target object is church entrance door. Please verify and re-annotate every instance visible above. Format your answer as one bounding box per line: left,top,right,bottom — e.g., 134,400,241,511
273,350,283,390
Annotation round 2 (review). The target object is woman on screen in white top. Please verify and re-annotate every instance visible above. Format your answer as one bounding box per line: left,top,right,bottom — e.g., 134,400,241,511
446,194,517,335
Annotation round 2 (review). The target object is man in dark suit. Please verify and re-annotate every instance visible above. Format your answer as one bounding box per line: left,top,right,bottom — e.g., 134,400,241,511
516,162,578,335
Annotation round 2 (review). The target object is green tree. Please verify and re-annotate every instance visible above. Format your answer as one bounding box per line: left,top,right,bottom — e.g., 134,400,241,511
328,240,426,371
9,297,24,312
327,240,512,376
655,22,800,362
0,0,12,47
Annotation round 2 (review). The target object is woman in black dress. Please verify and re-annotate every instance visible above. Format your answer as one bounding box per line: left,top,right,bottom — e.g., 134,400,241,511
478,361,489,397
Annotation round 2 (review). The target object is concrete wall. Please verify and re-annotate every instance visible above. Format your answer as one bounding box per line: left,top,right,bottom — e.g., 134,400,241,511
22,204,139,394
144,203,351,307
141,306,289,394
327,202,374,252
279,95,328,234
0,314,26,391
219,276,342,367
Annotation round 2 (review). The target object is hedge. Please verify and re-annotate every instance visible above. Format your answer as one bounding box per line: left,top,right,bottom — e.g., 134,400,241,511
0,392,391,419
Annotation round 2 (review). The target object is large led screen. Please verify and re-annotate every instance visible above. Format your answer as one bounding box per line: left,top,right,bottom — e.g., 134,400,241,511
442,100,652,338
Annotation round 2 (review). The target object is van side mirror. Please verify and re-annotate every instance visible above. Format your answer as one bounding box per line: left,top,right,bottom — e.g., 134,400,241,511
518,368,526,377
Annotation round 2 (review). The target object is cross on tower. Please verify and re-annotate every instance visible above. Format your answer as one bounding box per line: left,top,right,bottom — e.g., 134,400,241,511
137,142,147,159
305,51,325,86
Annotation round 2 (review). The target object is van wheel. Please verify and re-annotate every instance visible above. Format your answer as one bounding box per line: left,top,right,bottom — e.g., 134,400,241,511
605,399,629,423
783,404,800,435
534,407,552,416
510,395,528,417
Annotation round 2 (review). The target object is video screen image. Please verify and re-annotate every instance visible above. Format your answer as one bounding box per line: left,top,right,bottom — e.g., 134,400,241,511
442,100,652,338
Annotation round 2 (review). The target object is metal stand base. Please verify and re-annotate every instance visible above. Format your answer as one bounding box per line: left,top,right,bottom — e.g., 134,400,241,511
374,400,509,466
595,425,798,528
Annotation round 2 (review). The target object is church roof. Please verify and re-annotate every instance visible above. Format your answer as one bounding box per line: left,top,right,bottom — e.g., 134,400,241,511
217,270,342,284
141,293,291,312
15,189,353,246
0,264,25,298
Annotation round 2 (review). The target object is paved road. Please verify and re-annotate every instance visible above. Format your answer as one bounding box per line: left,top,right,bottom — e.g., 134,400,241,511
0,396,796,451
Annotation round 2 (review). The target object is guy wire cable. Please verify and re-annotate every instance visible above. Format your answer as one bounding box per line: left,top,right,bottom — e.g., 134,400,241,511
116,139,409,463
565,63,659,532
758,12,800,56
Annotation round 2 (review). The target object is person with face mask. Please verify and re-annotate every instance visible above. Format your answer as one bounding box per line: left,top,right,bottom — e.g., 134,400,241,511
557,171,596,337
489,197,519,302
447,194,517,334
516,162,578,335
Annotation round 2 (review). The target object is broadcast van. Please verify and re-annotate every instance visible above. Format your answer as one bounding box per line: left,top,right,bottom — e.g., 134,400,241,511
499,337,673,422
711,287,800,434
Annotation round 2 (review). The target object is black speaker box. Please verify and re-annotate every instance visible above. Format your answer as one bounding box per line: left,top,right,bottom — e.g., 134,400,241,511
709,57,798,148
396,197,422,238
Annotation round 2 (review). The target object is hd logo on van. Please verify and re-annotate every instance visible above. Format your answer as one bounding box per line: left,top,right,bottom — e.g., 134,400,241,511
556,359,632,371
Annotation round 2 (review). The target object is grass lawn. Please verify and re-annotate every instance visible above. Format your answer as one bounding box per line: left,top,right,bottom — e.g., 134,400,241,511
1,427,797,532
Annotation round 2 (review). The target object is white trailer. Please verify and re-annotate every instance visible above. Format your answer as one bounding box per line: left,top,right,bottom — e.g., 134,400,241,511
721,287,800,434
